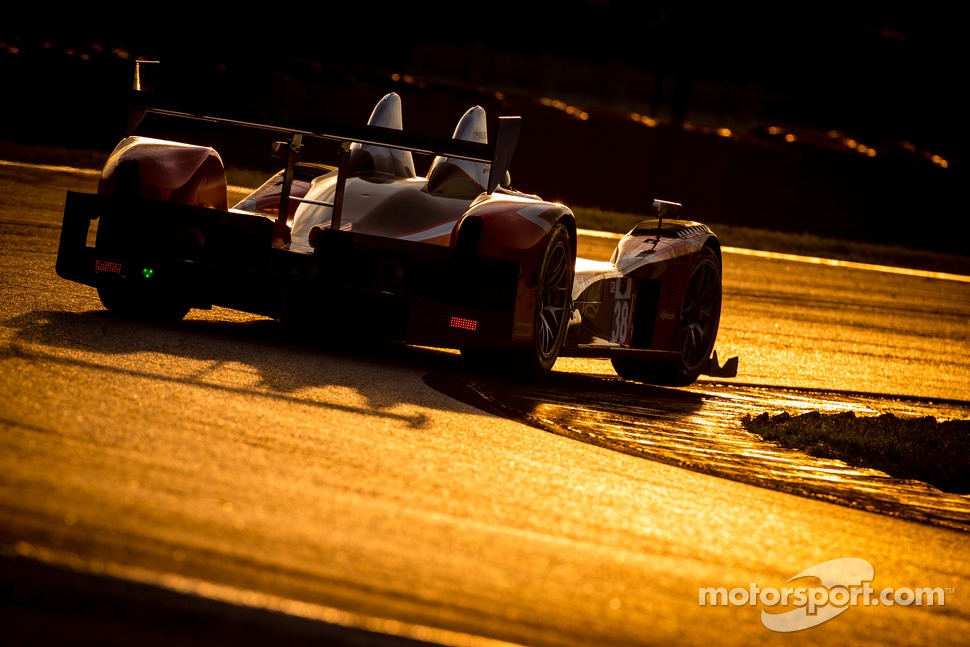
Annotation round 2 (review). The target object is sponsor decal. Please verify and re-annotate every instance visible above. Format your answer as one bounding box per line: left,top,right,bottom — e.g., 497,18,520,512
513,321,533,339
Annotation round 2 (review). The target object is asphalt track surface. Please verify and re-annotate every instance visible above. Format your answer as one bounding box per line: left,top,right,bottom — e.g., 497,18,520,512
1,162,969,646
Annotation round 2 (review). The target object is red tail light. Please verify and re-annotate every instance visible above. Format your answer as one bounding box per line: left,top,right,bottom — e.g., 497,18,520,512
449,316,478,331
94,259,123,274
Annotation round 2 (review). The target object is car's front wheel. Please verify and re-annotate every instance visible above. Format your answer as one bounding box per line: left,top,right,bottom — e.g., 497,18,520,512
612,245,722,386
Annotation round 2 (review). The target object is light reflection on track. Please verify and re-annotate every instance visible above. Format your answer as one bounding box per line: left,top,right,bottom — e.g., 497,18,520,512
426,371,970,533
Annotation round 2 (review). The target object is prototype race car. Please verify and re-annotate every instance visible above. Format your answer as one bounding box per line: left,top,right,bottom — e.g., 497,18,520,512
56,63,737,386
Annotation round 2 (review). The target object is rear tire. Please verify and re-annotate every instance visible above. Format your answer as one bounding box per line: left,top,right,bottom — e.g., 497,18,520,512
611,245,722,386
463,222,574,381
98,280,190,322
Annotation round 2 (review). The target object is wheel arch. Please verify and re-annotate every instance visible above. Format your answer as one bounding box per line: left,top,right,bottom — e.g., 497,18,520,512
703,235,723,266
456,200,577,281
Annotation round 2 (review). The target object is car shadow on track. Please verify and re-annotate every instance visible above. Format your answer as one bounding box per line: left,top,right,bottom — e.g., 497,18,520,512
2,308,699,428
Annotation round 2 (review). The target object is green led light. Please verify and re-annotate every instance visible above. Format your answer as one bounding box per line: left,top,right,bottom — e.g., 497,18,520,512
142,267,155,279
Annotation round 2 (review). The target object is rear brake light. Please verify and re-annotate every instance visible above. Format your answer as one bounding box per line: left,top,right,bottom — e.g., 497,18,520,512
449,316,478,331
94,259,123,273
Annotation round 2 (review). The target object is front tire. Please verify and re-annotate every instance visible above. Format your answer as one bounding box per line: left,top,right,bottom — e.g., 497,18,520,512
612,245,722,386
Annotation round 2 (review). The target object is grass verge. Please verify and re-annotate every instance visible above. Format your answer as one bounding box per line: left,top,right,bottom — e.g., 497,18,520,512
742,411,970,494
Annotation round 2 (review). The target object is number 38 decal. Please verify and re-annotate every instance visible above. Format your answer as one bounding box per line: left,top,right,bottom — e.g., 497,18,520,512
610,277,634,345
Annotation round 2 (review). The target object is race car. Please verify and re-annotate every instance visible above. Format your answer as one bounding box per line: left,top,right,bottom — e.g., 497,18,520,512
56,63,737,386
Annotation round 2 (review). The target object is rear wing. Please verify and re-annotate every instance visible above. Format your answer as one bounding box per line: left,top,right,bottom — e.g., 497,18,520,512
126,61,521,244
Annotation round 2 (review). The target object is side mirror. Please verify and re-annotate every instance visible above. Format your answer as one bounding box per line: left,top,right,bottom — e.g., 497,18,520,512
651,199,683,233
651,199,683,219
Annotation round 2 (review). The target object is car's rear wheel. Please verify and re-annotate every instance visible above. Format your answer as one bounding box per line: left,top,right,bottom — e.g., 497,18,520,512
463,222,574,381
611,245,722,386
98,279,190,322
